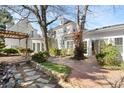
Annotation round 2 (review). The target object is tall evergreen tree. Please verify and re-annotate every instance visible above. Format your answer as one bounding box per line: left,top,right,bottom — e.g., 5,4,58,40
0,8,13,49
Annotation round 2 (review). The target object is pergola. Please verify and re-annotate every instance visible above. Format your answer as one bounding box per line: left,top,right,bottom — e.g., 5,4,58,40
0,29,29,57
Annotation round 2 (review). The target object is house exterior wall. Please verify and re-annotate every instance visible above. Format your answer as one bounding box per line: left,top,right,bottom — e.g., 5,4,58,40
47,18,124,61
53,22,76,49
5,18,43,53
84,26,124,60
32,40,42,52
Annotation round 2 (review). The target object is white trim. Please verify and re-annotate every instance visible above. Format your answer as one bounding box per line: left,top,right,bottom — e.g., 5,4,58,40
85,35,124,40
65,40,74,49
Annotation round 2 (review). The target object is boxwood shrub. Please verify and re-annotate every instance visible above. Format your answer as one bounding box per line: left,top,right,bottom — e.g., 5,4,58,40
49,48,60,56
18,47,33,54
2,48,19,55
32,51,49,63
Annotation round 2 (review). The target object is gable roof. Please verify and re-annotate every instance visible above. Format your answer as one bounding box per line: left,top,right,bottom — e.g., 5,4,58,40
7,18,42,39
8,18,35,34
50,20,76,31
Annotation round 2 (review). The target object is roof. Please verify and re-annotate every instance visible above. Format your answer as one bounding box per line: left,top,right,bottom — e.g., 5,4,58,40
50,20,76,31
88,23,124,33
8,18,35,34
8,18,42,40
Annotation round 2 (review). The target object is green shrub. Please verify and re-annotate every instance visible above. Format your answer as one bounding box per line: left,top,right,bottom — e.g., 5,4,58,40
60,49,67,57
49,48,60,56
0,48,3,53
18,47,33,53
96,44,121,66
96,53,105,65
0,41,6,49
3,48,19,55
66,48,74,56
32,51,49,63
83,48,87,54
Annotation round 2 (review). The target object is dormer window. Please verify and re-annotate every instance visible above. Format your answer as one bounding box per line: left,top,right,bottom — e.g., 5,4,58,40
63,27,67,32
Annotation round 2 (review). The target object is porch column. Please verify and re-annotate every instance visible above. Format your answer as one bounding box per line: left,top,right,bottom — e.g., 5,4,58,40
108,38,115,45
87,39,92,57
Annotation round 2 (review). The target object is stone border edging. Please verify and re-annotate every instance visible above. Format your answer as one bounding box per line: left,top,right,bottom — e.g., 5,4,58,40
30,61,73,88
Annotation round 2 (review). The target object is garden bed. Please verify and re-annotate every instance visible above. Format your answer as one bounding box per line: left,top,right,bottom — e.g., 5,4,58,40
102,62,124,70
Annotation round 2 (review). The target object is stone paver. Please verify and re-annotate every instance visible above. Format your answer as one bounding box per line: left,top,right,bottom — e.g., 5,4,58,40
14,73,22,78
20,81,34,86
27,84,37,88
0,56,61,88
25,71,36,76
24,69,34,72
16,62,60,88
36,78,49,83
25,75,41,81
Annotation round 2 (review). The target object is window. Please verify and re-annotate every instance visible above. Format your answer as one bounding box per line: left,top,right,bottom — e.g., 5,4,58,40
115,38,123,53
115,38,122,45
37,43,40,51
31,31,34,37
83,41,87,53
60,40,65,48
63,27,67,32
33,43,35,51
67,41,74,49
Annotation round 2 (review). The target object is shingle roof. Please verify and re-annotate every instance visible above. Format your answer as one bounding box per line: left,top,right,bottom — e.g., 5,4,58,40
88,23,124,33
50,20,76,31
8,18,42,39
8,18,35,34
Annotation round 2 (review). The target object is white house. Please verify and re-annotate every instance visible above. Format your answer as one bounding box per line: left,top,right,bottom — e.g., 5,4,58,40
5,18,44,52
84,24,124,60
48,18,76,49
4,17,124,60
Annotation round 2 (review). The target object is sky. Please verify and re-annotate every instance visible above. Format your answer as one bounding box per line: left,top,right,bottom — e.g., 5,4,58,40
86,5,124,29
10,5,124,35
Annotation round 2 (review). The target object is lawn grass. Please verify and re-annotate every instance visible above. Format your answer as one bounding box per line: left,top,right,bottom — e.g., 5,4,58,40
41,61,71,75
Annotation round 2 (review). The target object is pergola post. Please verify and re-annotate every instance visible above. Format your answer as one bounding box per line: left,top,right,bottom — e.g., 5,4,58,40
0,29,29,60
25,38,28,58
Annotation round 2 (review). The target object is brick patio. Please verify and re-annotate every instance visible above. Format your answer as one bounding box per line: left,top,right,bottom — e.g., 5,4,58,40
48,56,124,88
0,56,28,64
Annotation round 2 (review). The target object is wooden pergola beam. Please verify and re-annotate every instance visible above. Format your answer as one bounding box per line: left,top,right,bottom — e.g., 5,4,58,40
0,30,29,39
0,29,29,58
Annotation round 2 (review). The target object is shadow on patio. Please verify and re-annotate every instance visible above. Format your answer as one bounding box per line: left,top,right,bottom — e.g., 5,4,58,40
48,56,124,87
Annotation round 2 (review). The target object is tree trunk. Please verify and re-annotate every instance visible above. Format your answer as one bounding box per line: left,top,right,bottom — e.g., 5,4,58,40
41,5,49,53
74,5,88,60
43,26,49,53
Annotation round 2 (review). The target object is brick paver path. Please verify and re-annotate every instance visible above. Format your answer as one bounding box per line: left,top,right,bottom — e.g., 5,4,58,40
48,56,124,88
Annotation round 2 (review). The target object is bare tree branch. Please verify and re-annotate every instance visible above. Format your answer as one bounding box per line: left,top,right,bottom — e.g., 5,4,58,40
47,15,60,26
22,5,36,14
